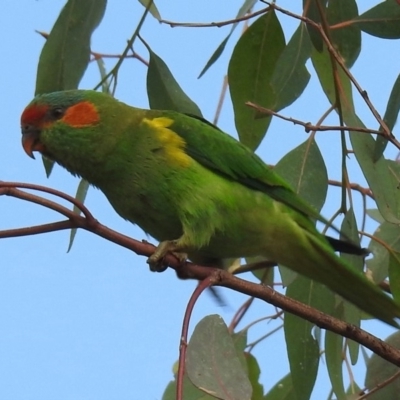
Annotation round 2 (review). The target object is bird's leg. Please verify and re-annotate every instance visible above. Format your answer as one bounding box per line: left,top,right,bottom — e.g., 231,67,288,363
147,240,187,272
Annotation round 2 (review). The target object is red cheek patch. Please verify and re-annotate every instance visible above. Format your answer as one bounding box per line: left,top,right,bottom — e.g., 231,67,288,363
62,101,100,127
21,105,48,125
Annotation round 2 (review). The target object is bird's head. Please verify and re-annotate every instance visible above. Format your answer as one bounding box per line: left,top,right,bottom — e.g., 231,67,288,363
20,90,126,183
21,90,101,160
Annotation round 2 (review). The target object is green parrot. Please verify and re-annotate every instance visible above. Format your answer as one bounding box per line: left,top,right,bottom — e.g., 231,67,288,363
20,89,400,325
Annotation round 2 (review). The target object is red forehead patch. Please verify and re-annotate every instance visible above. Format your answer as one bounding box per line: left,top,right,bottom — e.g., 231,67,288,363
62,101,100,127
21,104,48,125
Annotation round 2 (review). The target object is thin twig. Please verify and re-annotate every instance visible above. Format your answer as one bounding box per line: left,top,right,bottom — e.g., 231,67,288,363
91,51,149,67
247,324,283,352
160,7,269,28
94,1,153,92
328,180,374,199
266,2,400,151
177,274,218,400
358,370,400,400
246,102,388,136
213,75,228,125
228,297,255,332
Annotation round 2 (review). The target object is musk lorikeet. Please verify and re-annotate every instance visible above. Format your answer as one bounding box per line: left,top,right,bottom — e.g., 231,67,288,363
20,89,400,325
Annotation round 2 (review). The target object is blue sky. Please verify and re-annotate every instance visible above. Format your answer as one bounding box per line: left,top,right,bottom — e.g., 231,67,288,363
1,1,399,399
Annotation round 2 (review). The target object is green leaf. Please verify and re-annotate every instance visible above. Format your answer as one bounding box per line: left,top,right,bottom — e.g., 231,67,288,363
374,73,400,160
355,0,400,39
327,0,361,68
275,138,328,285
198,0,257,78
346,381,362,399
311,45,351,105
199,36,230,79
303,0,325,52
340,209,361,364
366,221,400,283
35,0,106,177
312,46,400,224
232,330,248,373
270,23,312,111
143,39,203,117
228,10,285,150
366,209,385,224
274,139,328,211
284,277,320,400
35,0,106,95
325,325,346,400
67,179,90,252
162,377,215,400
340,208,363,273
264,373,297,400
352,139,400,224
365,331,400,400
42,157,55,178
186,315,252,400
95,57,112,93
246,353,264,400
137,0,161,20
383,73,400,131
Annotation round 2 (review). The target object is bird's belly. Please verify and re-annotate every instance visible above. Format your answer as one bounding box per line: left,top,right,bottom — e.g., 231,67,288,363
103,188,184,242
187,192,308,267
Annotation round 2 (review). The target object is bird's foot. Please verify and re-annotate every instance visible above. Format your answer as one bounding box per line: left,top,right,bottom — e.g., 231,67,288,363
147,240,187,272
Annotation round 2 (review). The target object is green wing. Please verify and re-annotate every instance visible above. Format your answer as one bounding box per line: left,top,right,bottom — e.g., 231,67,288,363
169,112,335,230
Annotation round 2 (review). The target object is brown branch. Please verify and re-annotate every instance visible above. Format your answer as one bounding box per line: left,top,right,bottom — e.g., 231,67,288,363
228,297,255,332
246,102,387,136
177,274,217,400
0,220,74,238
0,182,156,256
160,7,269,28
213,75,228,126
91,51,149,67
265,2,400,151
212,269,400,367
0,181,95,221
35,31,149,68
2,181,400,368
328,179,374,199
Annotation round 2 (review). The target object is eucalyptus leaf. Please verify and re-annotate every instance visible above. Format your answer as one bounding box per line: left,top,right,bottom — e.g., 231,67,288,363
284,276,320,400
325,323,346,400
355,1,400,39
327,0,361,68
270,23,312,111
186,315,252,400
35,0,107,176
312,46,400,224
365,331,400,400
366,221,400,284
138,0,161,20
198,0,257,78
374,73,400,160
228,10,285,150
143,39,202,117
264,373,297,400
67,179,90,252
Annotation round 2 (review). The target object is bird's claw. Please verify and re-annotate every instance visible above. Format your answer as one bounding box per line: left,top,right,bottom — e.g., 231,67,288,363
147,240,187,272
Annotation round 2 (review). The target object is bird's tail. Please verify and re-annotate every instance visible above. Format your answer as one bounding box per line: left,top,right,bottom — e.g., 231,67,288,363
304,233,400,326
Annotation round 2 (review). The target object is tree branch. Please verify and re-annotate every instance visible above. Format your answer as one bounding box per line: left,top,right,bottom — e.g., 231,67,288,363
1,181,400,368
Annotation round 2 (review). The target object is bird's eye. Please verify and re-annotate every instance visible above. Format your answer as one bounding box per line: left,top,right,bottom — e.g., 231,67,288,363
50,107,65,120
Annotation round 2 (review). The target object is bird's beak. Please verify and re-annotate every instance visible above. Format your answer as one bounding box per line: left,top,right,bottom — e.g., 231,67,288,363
21,125,46,159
